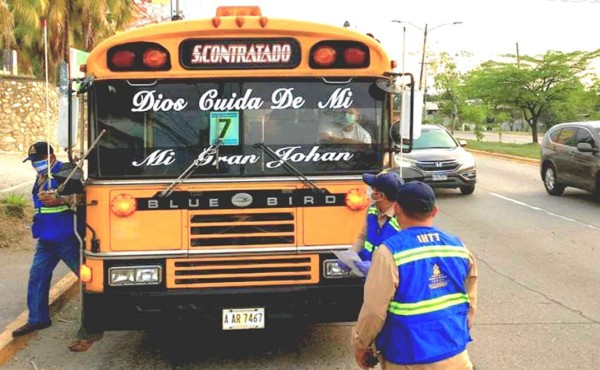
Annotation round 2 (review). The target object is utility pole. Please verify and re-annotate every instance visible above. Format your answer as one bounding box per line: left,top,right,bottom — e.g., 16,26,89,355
418,24,428,91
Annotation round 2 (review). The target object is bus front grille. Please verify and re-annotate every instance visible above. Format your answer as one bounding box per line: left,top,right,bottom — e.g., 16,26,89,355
189,210,296,249
167,255,319,288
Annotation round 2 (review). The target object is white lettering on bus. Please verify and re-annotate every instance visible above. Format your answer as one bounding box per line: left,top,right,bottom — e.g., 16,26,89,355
190,43,292,65
131,146,353,169
148,200,159,209
317,88,353,109
169,200,179,209
131,91,188,112
270,88,305,109
325,196,336,204
267,197,277,206
198,89,263,111
304,196,314,205
132,149,176,167
266,146,354,168
209,199,219,207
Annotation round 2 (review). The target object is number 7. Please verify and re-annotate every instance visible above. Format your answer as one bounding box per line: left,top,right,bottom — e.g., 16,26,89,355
218,118,231,139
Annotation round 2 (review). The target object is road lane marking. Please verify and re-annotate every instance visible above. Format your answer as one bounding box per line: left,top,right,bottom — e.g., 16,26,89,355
490,192,600,231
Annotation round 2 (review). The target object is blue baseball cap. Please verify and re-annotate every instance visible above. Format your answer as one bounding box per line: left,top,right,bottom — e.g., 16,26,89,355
362,171,404,200
23,142,53,162
395,181,436,212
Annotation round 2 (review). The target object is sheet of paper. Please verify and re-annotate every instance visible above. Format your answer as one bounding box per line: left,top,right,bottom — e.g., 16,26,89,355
333,249,365,277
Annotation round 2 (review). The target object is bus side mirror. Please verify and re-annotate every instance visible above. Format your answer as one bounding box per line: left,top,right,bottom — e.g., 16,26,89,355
390,89,423,149
57,94,79,148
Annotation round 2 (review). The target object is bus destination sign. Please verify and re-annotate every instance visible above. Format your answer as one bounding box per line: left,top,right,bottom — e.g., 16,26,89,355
180,38,301,69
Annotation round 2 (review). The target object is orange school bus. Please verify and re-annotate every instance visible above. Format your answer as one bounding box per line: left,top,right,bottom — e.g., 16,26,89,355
73,6,420,331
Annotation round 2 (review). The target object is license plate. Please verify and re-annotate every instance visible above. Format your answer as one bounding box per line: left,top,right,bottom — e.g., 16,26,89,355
432,174,448,181
222,308,265,330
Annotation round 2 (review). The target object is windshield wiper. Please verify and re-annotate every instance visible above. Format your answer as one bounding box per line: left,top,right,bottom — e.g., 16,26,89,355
159,139,223,197
253,142,325,193
160,122,234,197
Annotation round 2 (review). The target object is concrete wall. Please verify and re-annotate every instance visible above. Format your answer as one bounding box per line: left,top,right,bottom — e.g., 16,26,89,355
0,76,59,154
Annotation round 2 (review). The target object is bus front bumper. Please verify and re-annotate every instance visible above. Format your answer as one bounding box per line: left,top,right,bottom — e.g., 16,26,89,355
83,282,364,331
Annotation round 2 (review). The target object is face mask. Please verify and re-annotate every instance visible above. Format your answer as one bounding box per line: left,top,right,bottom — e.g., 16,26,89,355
367,186,383,202
32,160,49,175
344,113,356,125
337,113,355,128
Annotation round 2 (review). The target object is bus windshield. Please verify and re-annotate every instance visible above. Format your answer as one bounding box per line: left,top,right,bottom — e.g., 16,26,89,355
89,78,387,178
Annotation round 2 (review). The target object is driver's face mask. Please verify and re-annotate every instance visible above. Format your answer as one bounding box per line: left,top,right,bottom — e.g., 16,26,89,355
339,113,356,127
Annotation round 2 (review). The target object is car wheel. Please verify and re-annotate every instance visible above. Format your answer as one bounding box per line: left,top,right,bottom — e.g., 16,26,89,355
543,165,565,196
459,185,475,195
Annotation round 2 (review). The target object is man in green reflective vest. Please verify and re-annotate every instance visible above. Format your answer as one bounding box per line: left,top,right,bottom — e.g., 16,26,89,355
12,142,84,337
353,181,478,369
342,171,403,276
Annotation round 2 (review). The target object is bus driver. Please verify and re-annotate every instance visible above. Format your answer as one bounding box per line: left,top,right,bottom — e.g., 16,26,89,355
319,107,372,144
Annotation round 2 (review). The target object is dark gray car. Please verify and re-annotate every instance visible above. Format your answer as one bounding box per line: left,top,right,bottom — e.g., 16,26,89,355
394,124,477,194
540,121,600,198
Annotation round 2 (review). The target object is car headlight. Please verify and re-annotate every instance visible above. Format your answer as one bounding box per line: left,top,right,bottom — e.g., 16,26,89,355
109,265,162,286
394,154,417,168
459,152,475,169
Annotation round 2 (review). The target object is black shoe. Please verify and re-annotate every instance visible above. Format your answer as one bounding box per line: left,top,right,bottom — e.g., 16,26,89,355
12,322,52,337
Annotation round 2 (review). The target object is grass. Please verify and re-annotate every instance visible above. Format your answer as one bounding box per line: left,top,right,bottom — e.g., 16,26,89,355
464,139,541,160
0,193,32,249
3,193,28,208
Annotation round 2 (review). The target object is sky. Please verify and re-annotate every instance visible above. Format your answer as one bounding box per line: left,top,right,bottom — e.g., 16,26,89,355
177,0,600,73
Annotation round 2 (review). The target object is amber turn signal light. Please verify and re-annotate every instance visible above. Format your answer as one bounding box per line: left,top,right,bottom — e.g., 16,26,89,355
111,194,137,217
80,264,92,283
345,188,369,211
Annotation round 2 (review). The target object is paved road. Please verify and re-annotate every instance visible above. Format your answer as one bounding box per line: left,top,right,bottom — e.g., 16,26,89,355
5,154,600,369
454,131,542,144
0,152,34,196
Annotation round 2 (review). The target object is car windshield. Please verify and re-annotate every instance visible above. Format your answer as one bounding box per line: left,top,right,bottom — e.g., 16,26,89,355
412,127,457,150
87,78,388,179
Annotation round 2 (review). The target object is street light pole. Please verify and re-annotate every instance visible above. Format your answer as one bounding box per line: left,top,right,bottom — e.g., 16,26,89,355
391,20,462,91
418,24,428,91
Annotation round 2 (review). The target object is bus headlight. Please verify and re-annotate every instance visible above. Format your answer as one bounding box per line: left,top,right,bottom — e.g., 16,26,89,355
109,265,162,286
323,260,351,278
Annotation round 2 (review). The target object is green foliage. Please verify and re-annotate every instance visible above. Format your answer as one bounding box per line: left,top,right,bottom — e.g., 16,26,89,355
464,50,600,143
3,193,27,207
4,0,136,77
1,193,27,218
465,140,541,160
431,52,466,133
0,193,31,249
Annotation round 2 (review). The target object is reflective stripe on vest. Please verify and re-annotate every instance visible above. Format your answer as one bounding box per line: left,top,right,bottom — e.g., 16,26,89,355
388,292,469,316
362,207,400,253
389,216,400,231
36,205,70,214
393,245,469,266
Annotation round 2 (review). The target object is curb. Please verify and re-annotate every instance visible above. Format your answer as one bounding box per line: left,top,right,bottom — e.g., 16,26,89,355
467,148,539,165
0,273,79,366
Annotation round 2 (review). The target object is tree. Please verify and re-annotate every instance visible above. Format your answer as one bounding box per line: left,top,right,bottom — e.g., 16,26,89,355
431,52,465,134
465,50,600,143
0,0,15,49
6,0,135,77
